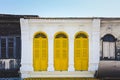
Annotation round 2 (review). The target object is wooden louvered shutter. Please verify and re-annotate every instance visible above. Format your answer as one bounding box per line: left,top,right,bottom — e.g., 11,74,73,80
33,37,48,71
75,38,82,70
33,38,41,71
40,38,48,71
75,38,88,71
82,38,88,70
62,38,68,70
54,38,68,71
54,39,61,70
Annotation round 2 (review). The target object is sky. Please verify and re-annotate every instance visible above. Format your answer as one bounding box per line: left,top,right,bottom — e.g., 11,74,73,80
0,0,120,17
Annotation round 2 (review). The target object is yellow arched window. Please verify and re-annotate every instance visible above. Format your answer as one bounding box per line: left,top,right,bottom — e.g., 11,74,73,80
54,32,68,71
33,32,48,71
74,32,89,71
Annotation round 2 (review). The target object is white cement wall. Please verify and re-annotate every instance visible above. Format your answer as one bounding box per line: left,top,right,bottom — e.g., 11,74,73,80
20,18,100,78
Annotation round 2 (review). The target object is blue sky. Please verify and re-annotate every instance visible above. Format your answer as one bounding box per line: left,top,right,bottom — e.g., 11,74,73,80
0,0,120,17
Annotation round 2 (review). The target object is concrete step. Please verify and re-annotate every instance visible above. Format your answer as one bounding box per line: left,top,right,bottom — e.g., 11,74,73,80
23,71,95,78
24,78,99,80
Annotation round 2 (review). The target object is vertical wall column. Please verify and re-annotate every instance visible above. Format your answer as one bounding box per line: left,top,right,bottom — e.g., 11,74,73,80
20,19,33,77
68,35,75,71
89,19,100,71
47,34,54,71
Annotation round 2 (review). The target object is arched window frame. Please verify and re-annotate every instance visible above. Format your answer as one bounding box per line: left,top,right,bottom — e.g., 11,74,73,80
54,31,68,71
54,32,68,38
101,34,117,60
34,32,48,38
75,31,88,38
33,32,48,71
74,31,89,71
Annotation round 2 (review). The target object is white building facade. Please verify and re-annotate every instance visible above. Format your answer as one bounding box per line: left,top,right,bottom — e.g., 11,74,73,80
20,18,100,78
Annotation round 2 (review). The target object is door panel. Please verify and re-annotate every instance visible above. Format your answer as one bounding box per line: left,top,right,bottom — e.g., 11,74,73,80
54,38,68,71
74,38,88,71
33,38,41,71
33,37,48,71
54,39,61,70
62,39,68,70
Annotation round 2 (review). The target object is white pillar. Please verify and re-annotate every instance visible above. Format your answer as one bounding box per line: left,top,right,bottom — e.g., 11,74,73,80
20,19,33,77
68,35,75,71
47,34,54,71
89,19,100,71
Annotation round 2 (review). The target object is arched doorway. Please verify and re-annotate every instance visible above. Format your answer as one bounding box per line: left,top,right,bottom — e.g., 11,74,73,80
74,32,89,71
101,34,117,60
33,32,48,71
54,32,68,71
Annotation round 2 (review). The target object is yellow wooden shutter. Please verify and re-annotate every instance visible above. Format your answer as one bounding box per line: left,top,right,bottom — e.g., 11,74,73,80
62,38,68,70
75,38,82,70
33,38,41,71
82,38,88,70
75,37,88,71
33,36,48,71
54,39,61,70
40,38,48,71
54,38,68,71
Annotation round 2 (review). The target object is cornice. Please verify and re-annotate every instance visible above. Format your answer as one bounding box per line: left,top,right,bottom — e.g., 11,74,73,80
27,18,93,24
